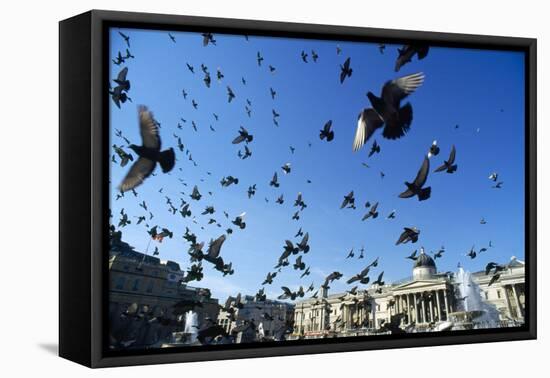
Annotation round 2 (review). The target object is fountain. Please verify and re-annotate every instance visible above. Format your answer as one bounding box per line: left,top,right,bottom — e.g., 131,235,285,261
450,266,500,330
183,310,199,343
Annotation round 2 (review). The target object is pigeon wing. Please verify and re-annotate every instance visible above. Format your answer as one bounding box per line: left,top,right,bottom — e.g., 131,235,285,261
413,156,430,187
448,145,456,164
116,67,128,82
138,106,161,150
119,157,155,192
382,72,425,107
207,235,226,258
395,230,408,245
300,232,309,246
353,109,384,152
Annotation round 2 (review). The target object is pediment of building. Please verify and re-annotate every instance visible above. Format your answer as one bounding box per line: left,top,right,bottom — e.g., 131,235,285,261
392,279,448,292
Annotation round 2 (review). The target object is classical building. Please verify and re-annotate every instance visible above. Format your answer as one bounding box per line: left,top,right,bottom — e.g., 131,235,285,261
217,295,294,340
108,233,219,348
292,250,525,338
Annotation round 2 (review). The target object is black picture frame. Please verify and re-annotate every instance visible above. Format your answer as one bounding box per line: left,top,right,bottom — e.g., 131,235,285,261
59,9,537,368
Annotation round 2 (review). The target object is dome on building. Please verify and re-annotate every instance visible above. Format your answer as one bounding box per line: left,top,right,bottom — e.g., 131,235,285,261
412,248,437,280
414,251,436,269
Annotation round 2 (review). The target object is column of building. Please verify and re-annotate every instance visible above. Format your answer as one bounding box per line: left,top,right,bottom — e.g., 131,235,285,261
511,284,524,320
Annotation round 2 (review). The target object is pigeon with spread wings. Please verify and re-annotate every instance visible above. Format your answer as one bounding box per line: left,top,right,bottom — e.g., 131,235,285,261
394,44,430,72
339,57,352,83
353,72,425,152
434,145,458,173
119,106,175,192
399,156,431,201
396,227,420,245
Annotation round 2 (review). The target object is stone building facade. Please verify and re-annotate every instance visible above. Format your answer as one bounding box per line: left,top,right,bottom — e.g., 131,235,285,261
292,251,525,337
217,295,294,340
108,235,219,348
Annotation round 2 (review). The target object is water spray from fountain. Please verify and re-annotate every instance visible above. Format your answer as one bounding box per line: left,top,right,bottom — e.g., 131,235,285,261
184,310,199,343
454,265,500,329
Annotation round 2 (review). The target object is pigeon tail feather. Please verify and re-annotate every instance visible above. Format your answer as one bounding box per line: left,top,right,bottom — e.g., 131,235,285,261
418,186,431,201
159,148,176,173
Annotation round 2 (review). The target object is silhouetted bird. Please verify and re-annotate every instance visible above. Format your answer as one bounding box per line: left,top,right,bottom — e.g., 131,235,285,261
202,32,216,46
322,271,343,290
232,126,253,144
339,57,352,83
262,271,277,285
399,156,431,201
395,44,430,72
247,184,256,198
340,191,356,209
396,227,420,245
270,172,280,188
110,85,132,108
119,31,130,47
190,185,202,200
368,140,380,157
406,250,418,260
294,192,306,210
297,232,310,253
114,67,130,91
353,72,425,151
119,106,175,192
488,273,501,286
227,86,236,102
232,212,246,229
346,265,370,284
434,145,457,173
372,271,385,286
428,140,440,157
319,120,335,141
253,51,265,67
282,163,291,174
362,202,379,220
311,50,319,62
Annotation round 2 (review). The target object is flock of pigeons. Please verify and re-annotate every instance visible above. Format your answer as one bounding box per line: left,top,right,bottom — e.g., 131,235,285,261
109,30,508,342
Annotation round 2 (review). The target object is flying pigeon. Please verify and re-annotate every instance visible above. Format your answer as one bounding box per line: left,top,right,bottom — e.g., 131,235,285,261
352,72,425,151
396,227,420,245
339,57,352,83
394,44,430,72
399,156,431,201
320,120,334,141
118,106,175,192
434,145,457,173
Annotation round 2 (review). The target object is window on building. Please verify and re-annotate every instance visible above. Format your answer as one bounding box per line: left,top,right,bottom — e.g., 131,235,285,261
115,276,125,290
132,279,140,291
497,290,501,299
146,280,154,293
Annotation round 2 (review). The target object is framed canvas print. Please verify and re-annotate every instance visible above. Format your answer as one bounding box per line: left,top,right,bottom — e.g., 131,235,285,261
59,10,536,368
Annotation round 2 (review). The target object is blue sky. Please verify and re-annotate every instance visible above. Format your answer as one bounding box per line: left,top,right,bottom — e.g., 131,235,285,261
109,28,525,302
